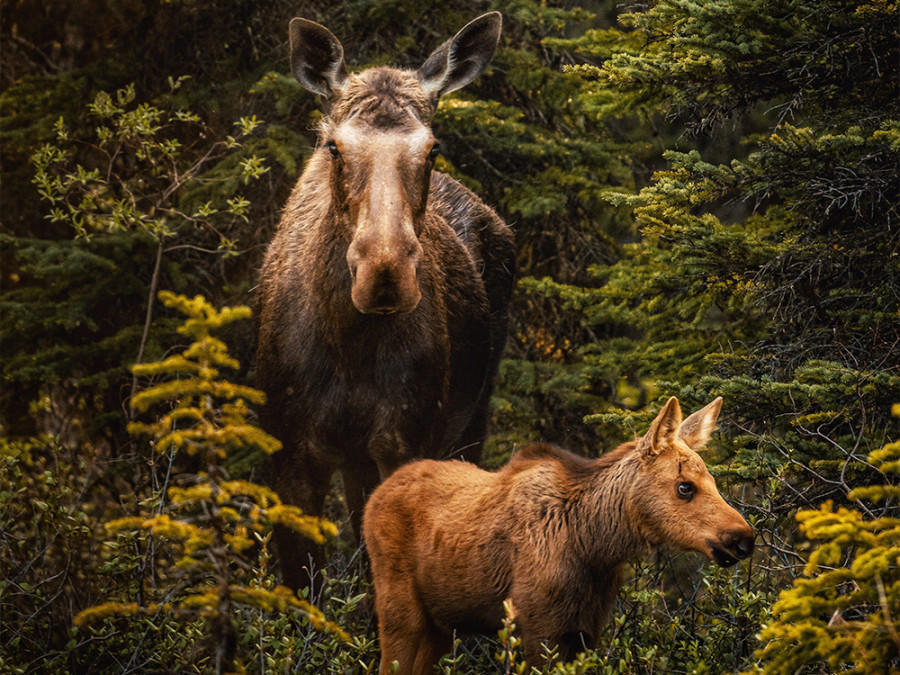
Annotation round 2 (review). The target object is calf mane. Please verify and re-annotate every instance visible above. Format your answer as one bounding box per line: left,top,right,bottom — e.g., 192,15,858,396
509,440,639,477
509,442,593,472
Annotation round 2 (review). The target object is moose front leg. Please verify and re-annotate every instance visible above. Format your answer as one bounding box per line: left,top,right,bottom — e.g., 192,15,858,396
369,428,420,482
271,443,336,591
377,595,451,675
342,454,381,544
512,588,592,669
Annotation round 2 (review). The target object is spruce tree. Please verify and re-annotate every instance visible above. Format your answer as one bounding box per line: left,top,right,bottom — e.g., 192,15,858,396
544,0,899,486
749,412,900,674
75,292,345,673
534,0,899,666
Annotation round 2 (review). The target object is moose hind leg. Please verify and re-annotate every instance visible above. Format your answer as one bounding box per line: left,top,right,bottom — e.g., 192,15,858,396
412,629,451,675
374,573,450,675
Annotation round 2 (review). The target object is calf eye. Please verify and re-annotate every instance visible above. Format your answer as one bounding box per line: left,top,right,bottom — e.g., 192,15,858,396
428,143,441,161
325,141,340,158
676,481,696,500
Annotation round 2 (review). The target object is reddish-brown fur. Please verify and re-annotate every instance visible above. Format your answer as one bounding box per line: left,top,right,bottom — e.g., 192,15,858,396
255,14,514,589
363,397,755,673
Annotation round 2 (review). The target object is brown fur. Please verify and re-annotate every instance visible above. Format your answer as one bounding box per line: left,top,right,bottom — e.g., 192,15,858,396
363,397,755,672
255,14,514,589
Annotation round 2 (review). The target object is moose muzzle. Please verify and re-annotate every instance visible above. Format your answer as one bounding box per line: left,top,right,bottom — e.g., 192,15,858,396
708,527,755,567
347,228,423,314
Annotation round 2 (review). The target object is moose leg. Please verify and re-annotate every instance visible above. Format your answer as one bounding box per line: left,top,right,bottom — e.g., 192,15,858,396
517,583,608,667
272,447,336,591
514,595,578,669
343,455,380,544
377,602,450,675
452,395,489,464
519,627,571,670
411,629,451,675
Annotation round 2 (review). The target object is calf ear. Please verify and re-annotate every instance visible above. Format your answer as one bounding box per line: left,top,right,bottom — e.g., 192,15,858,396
290,18,349,97
638,397,682,459
418,12,502,97
679,397,723,450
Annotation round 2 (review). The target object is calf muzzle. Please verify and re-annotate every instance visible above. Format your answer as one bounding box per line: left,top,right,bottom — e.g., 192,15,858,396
709,529,755,567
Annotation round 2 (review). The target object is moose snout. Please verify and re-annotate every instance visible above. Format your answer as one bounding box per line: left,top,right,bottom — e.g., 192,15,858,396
347,234,423,314
732,533,754,559
709,527,755,567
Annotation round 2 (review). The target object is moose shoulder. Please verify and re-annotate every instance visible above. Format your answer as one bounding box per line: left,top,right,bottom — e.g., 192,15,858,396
363,397,755,673
255,13,515,589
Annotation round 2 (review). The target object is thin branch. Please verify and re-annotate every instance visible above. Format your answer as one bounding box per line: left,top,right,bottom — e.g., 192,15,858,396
129,239,165,419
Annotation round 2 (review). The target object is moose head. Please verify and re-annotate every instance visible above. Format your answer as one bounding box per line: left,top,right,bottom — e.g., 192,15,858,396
631,397,755,566
289,13,502,314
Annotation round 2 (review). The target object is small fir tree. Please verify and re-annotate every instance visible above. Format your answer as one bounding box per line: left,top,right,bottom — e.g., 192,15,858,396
748,406,900,675
74,291,345,673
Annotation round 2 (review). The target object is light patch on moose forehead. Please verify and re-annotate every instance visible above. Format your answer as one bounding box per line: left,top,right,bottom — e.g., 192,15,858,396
335,121,434,157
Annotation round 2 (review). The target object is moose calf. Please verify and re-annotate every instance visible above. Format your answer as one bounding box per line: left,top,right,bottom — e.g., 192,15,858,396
363,396,755,673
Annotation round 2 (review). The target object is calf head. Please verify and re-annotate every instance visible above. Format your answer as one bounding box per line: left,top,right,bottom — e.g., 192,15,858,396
631,397,755,566
289,14,502,314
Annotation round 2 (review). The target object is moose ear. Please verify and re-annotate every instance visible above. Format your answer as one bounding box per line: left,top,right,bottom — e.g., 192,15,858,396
290,18,349,97
679,397,723,450
417,12,502,97
637,397,682,459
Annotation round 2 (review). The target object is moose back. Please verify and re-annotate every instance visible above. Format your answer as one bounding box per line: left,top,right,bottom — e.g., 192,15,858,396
363,397,755,673
255,13,515,588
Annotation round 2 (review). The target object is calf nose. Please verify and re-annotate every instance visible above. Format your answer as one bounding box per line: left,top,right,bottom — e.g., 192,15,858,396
726,529,755,560
734,535,754,559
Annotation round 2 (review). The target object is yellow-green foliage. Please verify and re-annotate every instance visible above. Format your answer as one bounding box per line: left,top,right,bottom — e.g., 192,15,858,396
30,83,267,247
748,407,900,675
74,292,346,669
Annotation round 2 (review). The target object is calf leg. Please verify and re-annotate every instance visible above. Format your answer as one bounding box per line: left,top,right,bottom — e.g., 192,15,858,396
375,577,450,675
516,602,579,669
379,614,450,675
411,629,452,675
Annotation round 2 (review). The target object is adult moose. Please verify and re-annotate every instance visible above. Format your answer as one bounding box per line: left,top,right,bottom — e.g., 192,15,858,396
255,13,515,589
364,397,755,673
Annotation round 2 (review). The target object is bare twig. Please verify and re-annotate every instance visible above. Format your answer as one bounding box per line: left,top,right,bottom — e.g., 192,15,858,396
129,239,164,419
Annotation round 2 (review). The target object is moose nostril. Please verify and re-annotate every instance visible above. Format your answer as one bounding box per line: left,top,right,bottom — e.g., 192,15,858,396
723,531,755,558
719,529,755,560
407,240,423,264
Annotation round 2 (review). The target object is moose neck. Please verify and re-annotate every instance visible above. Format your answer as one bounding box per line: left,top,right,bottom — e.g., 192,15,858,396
572,447,650,569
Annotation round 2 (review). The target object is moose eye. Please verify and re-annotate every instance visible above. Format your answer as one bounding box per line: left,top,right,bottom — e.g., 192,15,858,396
428,143,441,161
676,482,696,501
325,141,340,158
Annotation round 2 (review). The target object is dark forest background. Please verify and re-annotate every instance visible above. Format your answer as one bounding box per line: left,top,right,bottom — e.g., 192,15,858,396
1,0,898,673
